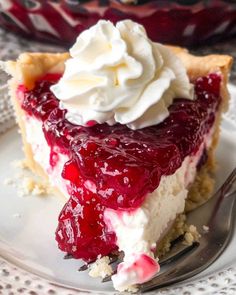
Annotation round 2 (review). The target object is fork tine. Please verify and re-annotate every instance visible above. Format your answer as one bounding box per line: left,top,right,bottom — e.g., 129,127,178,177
64,253,73,260
102,270,117,282
101,253,123,282
219,167,236,196
78,263,89,271
108,251,123,264
78,252,121,273
101,241,200,283
159,241,199,267
101,237,200,283
109,255,118,264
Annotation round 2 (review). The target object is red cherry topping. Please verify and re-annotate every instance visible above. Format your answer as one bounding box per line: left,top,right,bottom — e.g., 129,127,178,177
18,73,221,261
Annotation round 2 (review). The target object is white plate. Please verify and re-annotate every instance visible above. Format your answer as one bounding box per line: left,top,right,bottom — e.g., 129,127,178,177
0,86,236,295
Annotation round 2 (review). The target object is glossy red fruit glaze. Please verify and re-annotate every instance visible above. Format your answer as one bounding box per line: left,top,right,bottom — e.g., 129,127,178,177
19,72,221,261
18,74,61,121
56,192,116,261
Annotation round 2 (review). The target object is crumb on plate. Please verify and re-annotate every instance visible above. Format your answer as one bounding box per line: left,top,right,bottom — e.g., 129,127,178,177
89,256,113,279
184,224,201,245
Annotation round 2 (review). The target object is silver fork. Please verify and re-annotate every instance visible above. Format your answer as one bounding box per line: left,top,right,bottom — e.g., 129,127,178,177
140,167,236,292
77,168,236,292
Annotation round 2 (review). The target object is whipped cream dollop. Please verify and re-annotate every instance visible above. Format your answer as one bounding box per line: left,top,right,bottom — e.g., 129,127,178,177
51,20,193,129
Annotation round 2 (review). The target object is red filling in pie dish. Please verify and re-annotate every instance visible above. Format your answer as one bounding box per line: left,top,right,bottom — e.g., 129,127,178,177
1,1,236,46
17,72,221,262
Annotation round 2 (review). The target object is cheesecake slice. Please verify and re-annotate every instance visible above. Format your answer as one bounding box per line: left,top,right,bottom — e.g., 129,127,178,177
2,21,232,292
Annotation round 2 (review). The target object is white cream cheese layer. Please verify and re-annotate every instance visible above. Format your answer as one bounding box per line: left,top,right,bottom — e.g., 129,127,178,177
51,20,193,130
103,135,212,291
23,115,70,199
104,157,189,291
23,115,213,292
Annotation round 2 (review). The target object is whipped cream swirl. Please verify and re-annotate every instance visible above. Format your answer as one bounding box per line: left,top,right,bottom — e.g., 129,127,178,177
51,20,193,129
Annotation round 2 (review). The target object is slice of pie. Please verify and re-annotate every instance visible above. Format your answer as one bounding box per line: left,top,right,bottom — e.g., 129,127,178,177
1,20,232,292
